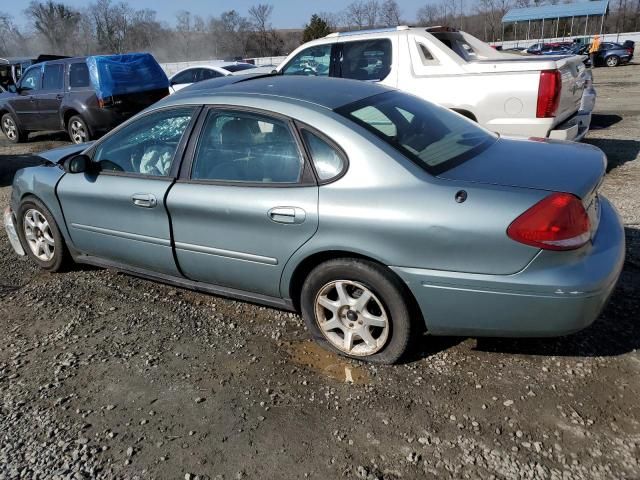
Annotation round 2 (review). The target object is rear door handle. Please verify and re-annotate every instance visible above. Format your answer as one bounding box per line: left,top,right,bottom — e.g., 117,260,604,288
131,193,157,208
268,207,306,224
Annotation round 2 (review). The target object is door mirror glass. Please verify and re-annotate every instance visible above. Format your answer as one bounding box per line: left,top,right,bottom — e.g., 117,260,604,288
64,154,91,174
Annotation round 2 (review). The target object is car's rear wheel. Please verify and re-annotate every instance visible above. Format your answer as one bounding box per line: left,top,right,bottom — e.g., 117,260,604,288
1,113,26,143
606,55,619,67
17,197,70,272
68,115,91,144
300,258,414,364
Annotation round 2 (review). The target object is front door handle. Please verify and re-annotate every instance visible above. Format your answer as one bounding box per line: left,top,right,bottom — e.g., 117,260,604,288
131,193,157,208
56,94,64,100
268,207,306,224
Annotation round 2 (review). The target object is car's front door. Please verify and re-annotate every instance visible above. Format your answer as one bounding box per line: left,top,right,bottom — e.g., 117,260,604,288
57,106,200,275
167,108,319,298
38,63,65,130
10,65,42,130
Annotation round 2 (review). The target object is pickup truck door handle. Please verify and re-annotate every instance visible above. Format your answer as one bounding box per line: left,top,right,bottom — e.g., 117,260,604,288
268,207,306,224
131,193,157,208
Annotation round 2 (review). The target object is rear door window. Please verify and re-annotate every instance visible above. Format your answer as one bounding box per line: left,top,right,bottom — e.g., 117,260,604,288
42,64,64,90
281,45,332,77
69,63,90,88
340,39,392,81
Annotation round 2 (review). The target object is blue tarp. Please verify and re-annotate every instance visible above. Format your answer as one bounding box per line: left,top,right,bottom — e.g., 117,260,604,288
86,53,169,100
503,0,609,23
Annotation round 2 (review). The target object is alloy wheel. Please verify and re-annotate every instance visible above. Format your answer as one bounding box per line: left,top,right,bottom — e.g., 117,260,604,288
606,56,619,67
70,120,87,144
23,209,55,262
314,280,389,356
2,116,17,141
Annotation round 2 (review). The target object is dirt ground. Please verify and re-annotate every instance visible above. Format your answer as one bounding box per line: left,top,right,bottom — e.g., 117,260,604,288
1,65,639,480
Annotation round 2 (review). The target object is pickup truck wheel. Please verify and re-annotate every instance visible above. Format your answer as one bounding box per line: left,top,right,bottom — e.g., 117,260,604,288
1,113,26,143
300,258,414,364
17,197,70,272
606,55,619,67
68,115,91,144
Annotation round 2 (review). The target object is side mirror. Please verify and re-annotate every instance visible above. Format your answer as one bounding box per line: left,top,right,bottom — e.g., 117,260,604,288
63,154,90,174
7,85,17,93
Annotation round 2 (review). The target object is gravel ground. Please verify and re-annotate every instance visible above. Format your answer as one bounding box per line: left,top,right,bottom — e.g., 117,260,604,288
1,65,639,480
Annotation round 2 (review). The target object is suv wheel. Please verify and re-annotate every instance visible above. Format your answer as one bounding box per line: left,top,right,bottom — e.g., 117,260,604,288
1,113,26,143
68,115,91,144
17,197,70,272
606,55,619,67
300,258,414,364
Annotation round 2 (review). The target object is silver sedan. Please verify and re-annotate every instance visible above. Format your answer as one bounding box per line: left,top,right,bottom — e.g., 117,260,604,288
4,76,625,363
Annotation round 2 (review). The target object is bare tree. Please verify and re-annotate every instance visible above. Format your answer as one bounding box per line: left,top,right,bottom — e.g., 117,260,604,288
346,1,368,29
248,4,273,57
25,1,81,52
379,0,402,26
0,13,23,57
416,4,440,25
363,0,380,27
208,10,252,58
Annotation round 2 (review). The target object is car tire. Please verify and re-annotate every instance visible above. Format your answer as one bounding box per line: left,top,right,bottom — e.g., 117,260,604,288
300,258,414,364
17,197,70,272
606,55,619,67
68,115,91,144
1,113,27,143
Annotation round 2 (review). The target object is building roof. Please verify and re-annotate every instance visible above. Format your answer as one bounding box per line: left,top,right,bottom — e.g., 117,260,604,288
169,75,391,110
502,0,609,23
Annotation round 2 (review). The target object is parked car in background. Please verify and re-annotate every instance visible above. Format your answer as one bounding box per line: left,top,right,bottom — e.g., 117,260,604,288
169,62,257,93
0,55,69,91
572,42,633,67
3,75,624,363
0,53,169,144
277,26,595,141
622,40,635,56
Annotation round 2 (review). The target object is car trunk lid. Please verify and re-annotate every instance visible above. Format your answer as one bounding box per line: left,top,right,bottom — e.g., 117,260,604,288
437,137,606,200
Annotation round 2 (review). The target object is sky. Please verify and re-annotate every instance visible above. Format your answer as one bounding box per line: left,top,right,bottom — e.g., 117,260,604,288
4,0,429,29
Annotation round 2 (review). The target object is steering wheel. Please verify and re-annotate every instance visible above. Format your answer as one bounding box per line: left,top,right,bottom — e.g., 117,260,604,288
302,67,317,76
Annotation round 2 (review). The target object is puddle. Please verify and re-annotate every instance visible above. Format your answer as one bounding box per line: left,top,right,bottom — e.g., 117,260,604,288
288,340,370,384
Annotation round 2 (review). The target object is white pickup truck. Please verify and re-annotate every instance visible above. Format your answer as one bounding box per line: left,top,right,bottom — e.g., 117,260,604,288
277,26,595,141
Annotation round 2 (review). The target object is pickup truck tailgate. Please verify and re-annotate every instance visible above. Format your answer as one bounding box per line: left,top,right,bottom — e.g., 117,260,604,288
554,56,588,124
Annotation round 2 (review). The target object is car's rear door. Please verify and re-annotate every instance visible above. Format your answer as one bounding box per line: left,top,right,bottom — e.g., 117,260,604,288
166,107,319,298
38,62,65,130
56,106,200,275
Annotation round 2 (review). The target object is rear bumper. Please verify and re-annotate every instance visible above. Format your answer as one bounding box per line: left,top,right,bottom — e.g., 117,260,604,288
390,197,625,337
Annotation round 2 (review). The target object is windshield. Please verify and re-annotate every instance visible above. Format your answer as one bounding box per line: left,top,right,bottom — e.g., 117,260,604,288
224,64,256,73
336,91,496,174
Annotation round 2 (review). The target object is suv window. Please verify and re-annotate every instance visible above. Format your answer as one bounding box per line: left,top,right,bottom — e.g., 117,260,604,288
93,108,195,176
192,110,303,183
19,67,41,91
336,90,496,174
69,63,90,88
43,64,64,90
172,69,197,85
282,45,331,76
341,39,392,81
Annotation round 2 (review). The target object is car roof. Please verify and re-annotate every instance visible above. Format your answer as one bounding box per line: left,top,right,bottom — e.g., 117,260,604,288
167,75,391,110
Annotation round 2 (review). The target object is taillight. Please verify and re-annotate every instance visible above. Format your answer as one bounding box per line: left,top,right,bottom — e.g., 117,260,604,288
536,70,562,118
627,48,633,55
507,193,591,251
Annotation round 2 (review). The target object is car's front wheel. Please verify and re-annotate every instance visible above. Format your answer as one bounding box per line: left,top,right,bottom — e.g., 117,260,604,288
68,115,91,144
18,197,70,272
606,55,620,67
300,258,414,364
1,113,26,143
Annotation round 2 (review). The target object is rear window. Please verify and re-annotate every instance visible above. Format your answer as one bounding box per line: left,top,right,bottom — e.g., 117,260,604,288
433,33,478,61
336,91,496,174
224,64,256,73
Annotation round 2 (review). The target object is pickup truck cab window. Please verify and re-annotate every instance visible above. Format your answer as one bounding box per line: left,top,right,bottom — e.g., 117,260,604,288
340,39,392,81
281,45,332,76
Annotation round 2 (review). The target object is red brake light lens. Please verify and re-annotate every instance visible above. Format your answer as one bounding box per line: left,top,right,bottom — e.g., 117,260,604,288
536,70,562,118
507,193,591,251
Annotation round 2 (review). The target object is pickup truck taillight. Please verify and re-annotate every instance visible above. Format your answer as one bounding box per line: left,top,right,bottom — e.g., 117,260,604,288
536,70,562,118
507,193,591,251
